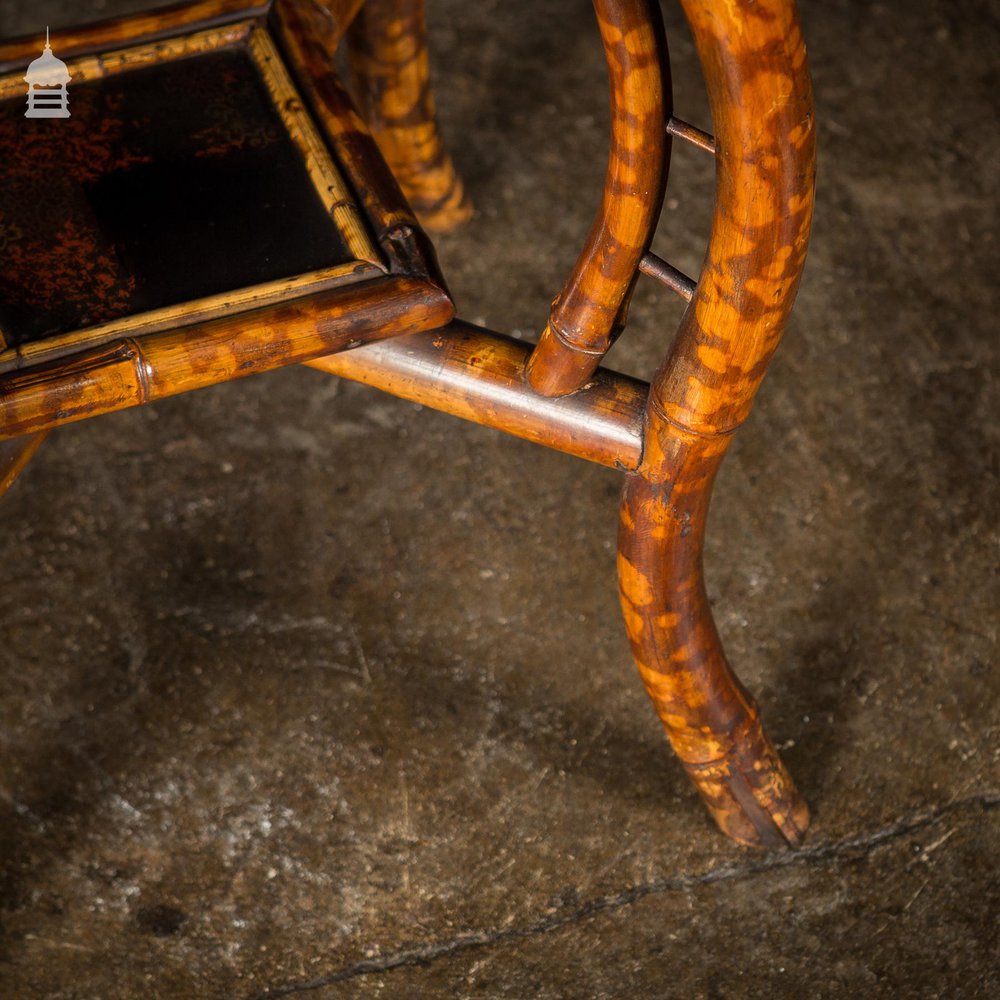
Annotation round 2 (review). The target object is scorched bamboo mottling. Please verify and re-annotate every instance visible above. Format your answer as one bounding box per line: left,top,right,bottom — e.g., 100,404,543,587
346,0,472,231
618,0,816,847
0,277,453,440
525,0,670,398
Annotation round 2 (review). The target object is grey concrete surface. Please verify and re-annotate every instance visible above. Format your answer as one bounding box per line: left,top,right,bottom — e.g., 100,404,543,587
0,0,997,997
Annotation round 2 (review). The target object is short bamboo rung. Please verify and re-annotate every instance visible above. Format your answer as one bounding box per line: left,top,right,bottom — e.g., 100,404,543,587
639,252,697,301
667,115,716,154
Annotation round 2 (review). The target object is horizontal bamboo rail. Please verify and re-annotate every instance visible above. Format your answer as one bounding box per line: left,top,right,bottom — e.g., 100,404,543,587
0,277,452,441
0,0,266,67
307,320,647,470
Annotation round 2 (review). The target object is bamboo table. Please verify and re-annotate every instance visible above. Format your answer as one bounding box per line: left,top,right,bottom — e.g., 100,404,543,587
0,0,816,848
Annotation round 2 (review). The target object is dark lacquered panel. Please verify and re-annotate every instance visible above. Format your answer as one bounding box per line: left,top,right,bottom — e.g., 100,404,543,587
0,41,352,345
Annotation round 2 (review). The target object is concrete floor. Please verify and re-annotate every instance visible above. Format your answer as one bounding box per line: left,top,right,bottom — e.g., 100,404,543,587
1,0,997,996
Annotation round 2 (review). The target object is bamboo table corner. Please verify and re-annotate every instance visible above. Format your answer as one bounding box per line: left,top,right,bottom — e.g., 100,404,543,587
0,0,817,850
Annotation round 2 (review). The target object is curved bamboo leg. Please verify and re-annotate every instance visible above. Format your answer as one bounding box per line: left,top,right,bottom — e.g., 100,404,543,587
346,0,472,232
525,0,669,397
618,0,816,848
618,427,809,848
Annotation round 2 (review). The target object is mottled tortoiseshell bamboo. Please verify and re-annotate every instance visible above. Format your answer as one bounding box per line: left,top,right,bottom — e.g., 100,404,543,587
525,0,669,397
618,0,816,847
0,4,268,491
273,0,447,287
345,0,472,232
0,277,452,441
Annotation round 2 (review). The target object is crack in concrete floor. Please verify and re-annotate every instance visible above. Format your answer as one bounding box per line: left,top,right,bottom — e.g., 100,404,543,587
249,792,1000,998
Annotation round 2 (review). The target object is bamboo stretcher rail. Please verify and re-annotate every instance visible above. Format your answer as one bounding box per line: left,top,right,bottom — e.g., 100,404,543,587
307,320,647,471
0,0,267,66
0,277,452,441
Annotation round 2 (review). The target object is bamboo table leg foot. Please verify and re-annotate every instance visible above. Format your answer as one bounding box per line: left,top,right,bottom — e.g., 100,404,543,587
679,711,808,849
617,429,809,848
